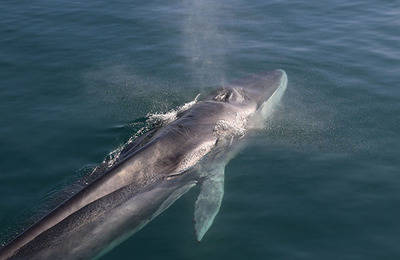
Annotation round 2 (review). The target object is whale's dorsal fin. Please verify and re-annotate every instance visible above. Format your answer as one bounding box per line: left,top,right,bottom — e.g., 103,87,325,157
194,165,225,241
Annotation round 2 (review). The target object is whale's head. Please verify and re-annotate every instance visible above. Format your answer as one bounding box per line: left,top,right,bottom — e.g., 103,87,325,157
213,70,287,121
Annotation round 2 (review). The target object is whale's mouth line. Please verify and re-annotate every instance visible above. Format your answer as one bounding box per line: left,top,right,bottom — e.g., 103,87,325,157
278,69,288,92
256,69,287,109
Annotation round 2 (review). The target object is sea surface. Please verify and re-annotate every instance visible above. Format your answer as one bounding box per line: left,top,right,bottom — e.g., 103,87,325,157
1,0,399,259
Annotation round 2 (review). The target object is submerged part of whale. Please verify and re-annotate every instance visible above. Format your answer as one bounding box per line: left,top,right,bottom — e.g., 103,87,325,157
0,70,287,260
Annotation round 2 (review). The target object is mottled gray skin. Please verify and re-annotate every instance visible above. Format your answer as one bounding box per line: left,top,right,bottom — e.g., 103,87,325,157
0,70,287,260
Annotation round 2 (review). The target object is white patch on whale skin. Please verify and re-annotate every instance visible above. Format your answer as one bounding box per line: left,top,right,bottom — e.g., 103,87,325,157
213,111,248,138
250,70,288,129
175,140,217,173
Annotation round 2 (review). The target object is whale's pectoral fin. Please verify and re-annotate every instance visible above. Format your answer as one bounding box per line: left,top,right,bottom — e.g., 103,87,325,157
194,165,225,242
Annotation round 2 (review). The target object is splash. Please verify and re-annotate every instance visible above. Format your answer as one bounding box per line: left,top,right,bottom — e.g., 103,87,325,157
146,94,201,125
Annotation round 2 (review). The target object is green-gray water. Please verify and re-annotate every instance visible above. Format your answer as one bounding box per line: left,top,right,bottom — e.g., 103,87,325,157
1,0,399,259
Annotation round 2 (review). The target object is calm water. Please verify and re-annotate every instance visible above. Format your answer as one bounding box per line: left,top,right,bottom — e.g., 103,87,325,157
1,0,399,259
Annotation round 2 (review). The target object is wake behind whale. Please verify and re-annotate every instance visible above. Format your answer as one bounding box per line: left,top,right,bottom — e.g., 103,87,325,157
0,70,288,260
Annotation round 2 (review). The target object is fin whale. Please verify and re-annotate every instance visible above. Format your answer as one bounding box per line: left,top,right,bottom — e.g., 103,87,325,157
0,69,288,260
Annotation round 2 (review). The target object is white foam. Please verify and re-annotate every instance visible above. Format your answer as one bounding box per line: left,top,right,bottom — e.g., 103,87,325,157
147,94,200,125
